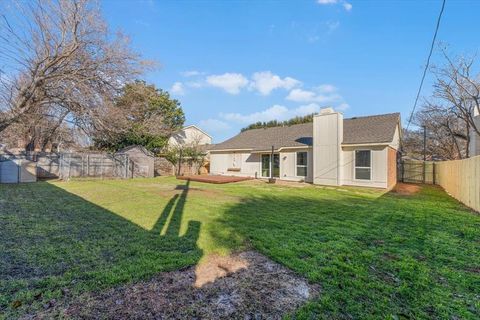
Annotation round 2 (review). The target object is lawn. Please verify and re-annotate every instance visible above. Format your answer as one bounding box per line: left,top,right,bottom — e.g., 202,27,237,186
1,177,479,319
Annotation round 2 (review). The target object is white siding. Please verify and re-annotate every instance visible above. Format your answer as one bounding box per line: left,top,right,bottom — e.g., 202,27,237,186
279,148,313,183
169,126,212,147
340,146,388,188
470,115,480,156
313,111,343,186
389,125,401,151
209,152,260,177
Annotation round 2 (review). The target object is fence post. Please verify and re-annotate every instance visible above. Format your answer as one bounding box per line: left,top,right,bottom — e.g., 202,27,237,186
124,155,128,179
401,160,405,183
86,154,90,177
432,162,436,185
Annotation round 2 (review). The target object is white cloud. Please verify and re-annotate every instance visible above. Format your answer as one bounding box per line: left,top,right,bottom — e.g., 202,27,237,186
316,84,337,93
198,119,230,132
249,71,301,95
286,88,341,104
317,0,338,4
181,70,204,77
170,82,185,95
317,0,352,11
221,104,321,124
206,73,249,94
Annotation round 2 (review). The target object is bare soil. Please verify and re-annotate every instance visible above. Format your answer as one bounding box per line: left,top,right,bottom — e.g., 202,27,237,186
392,183,421,196
31,251,319,320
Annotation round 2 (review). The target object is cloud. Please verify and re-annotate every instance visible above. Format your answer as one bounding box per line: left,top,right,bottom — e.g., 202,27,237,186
317,0,352,11
249,71,301,95
170,82,185,95
343,2,352,11
221,104,321,124
286,87,341,104
198,119,230,132
206,73,249,94
317,0,338,3
181,70,204,77
316,84,337,93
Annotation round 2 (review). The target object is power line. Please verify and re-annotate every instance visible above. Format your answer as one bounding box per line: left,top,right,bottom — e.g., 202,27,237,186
406,0,446,130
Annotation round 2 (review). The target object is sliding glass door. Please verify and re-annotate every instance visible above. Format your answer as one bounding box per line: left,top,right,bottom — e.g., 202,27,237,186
261,154,279,178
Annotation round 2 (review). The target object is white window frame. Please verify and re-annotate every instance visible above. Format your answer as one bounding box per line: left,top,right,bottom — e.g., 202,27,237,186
295,151,308,177
354,149,372,181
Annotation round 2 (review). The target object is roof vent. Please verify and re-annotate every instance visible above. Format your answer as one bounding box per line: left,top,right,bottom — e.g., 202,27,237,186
320,107,335,115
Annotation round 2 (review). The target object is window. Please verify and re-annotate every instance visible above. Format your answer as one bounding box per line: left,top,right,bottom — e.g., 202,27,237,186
355,150,371,180
296,152,308,177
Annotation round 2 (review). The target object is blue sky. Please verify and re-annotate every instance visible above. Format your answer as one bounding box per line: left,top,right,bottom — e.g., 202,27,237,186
102,0,480,142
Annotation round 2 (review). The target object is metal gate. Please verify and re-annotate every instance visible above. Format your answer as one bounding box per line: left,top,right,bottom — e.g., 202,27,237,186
0,155,37,183
398,160,435,184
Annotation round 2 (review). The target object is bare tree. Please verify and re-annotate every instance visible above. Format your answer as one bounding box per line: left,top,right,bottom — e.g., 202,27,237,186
432,49,480,141
0,0,149,135
412,101,468,160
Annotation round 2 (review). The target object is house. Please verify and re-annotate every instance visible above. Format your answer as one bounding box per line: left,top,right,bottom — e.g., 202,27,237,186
208,108,401,189
469,108,480,156
168,125,212,148
117,145,155,178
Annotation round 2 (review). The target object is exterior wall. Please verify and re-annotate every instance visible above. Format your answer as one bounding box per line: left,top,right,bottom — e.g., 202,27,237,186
211,149,314,183
279,148,313,183
210,152,261,177
389,125,401,150
470,115,480,157
340,146,388,188
169,126,212,147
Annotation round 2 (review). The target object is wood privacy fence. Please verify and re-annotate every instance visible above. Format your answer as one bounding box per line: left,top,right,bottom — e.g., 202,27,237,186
401,156,480,212
435,156,480,212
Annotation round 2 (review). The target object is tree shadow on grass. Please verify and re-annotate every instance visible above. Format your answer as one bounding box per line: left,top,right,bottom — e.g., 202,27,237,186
208,185,480,319
0,179,202,316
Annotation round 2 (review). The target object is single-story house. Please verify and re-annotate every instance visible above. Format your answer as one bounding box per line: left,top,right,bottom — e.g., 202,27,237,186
208,108,401,189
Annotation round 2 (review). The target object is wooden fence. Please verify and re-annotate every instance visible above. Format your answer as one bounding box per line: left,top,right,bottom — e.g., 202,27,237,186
435,155,480,212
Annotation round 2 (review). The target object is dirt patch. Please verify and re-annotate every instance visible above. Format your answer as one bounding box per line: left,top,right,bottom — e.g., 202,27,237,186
392,183,421,196
33,251,319,319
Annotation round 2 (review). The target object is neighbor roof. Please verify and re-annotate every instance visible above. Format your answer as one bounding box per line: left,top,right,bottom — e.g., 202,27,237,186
209,112,400,152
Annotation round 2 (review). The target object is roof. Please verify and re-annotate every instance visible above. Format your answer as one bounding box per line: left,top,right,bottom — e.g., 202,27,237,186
209,112,400,152
117,145,154,157
343,112,400,144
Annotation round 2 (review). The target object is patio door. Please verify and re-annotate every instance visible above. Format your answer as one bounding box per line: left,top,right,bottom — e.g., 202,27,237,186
261,154,280,178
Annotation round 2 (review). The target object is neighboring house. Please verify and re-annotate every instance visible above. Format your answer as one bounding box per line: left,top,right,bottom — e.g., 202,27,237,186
209,108,401,189
469,109,480,157
168,125,212,148
117,145,155,178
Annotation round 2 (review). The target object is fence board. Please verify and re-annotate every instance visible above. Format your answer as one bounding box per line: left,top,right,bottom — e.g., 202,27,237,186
435,155,480,212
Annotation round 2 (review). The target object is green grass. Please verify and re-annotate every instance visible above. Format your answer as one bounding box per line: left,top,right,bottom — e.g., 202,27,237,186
1,177,479,319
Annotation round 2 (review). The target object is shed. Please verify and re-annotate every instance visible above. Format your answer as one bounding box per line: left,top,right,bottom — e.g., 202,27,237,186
117,145,155,178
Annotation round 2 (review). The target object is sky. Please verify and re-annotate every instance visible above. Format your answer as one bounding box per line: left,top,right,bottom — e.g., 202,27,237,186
102,0,480,143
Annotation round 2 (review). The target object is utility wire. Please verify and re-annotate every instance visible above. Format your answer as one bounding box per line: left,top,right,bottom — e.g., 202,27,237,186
406,0,446,130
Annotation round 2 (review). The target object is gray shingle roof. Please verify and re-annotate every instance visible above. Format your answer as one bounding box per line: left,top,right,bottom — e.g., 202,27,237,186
343,112,400,144
209,112,400,151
